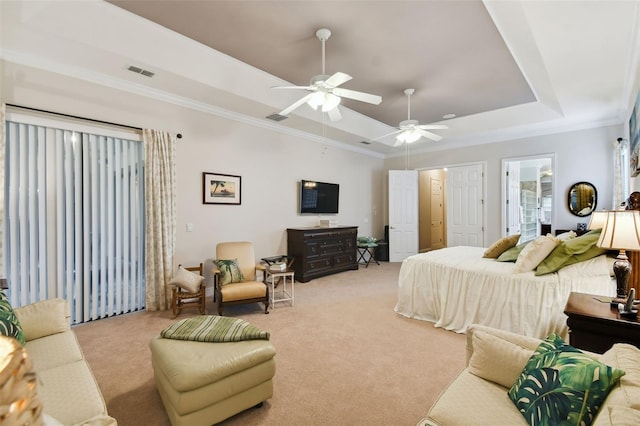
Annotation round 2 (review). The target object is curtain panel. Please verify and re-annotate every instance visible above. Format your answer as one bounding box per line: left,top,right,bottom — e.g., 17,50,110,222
143,129,176,311
0,104,5,279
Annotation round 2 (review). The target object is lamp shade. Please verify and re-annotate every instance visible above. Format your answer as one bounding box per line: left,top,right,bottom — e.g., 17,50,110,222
596,210,640,250
587,210,608,230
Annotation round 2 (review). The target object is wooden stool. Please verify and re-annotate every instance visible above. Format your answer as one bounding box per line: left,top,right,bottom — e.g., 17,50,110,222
171,263,206,317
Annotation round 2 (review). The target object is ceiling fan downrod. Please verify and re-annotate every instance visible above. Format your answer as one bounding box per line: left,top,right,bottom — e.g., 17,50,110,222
316,28,331,76
405,88,415,120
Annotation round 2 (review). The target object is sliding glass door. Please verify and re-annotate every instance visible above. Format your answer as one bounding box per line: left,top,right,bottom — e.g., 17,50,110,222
4,114,145,324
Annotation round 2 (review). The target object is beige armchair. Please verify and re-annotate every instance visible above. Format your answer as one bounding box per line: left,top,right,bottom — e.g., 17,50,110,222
212,241,269,315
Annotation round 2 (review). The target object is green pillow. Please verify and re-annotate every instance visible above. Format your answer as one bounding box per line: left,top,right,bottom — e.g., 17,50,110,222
508,333,624,426
535,229,606,275
0,290,25,345
497,242,529,262
213,258,245,285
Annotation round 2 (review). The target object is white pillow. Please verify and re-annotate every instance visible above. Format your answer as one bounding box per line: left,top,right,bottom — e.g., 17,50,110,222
169,266,204,293
514,234,560,273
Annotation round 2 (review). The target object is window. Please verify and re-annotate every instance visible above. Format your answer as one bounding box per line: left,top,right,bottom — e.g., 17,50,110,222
4,113,145,324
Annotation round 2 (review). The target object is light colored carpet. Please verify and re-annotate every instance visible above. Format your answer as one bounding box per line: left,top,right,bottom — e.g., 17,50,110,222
73,262,466,426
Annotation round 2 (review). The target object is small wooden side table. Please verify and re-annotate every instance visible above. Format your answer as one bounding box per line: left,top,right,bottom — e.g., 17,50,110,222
564,292,640,353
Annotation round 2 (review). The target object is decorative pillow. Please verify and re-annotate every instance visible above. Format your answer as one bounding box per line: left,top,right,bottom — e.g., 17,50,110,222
14,298,69,341
169,266,204,293
483,234,521,258
514,234,560,273
497,242,530,262
213,259,245,285
508,333,625,426
556,230,577,241
0,290,25,345
467,328,533,388
535,229,606,276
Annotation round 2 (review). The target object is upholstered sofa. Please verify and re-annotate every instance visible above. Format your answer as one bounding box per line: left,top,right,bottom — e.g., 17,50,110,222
420,324,640,426
14,298,116,425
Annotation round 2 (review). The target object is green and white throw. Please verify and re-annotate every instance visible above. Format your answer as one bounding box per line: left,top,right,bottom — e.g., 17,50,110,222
161,315,270,342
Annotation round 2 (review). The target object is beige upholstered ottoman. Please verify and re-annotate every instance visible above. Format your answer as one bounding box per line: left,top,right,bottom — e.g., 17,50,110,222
150,336,276,426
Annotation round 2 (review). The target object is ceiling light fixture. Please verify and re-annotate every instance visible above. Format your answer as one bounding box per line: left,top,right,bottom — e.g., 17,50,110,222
307,91,341,112
396,129,421,144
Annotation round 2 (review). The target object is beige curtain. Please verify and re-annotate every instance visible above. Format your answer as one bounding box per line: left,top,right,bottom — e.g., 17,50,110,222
144,129,176,311
0,104,5,279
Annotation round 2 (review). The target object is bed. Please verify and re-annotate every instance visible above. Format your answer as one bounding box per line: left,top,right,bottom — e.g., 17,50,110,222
394,246,615,340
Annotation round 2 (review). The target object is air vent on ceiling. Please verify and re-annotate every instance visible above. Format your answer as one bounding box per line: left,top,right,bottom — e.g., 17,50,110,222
127,65,155,78
266,113,288,122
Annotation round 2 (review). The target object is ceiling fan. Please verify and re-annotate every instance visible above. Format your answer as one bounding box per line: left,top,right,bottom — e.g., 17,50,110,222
371,88,447,146
273,28,382,121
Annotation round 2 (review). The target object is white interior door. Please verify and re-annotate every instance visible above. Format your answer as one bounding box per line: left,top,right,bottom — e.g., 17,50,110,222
446,164,484,247
388,170,418,262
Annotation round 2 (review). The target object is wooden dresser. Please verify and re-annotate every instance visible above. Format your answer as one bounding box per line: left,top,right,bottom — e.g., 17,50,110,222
287,226,358,282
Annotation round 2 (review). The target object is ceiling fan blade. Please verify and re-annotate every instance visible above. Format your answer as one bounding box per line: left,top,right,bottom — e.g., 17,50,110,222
327,106,342,122
393,138,405,147
324,72,352,88
332,87,382,105
417,128,443,142
417,124,448,130
272,85,314,90
368,128,402,143
279,93,314,116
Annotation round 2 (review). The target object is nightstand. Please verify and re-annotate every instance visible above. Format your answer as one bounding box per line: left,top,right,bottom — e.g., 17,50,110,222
564,292,640,353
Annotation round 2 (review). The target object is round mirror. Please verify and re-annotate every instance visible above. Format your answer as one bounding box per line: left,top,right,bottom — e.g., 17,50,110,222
568,182,597,217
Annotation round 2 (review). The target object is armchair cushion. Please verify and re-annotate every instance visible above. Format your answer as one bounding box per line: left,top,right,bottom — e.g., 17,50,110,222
213,259,245,285
221,281,267,302
169,266,205,293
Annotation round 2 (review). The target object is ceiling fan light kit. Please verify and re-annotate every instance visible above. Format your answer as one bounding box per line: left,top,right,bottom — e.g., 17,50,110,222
371,88,448,147
274,28,381,121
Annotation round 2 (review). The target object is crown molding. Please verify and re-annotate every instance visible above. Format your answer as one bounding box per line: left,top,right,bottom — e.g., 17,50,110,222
0,50,385,160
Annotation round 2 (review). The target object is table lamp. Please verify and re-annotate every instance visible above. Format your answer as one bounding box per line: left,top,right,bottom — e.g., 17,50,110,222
596,210,640,298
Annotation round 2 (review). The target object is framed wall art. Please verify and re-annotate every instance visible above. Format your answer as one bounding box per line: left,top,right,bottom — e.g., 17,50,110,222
202,172,241,205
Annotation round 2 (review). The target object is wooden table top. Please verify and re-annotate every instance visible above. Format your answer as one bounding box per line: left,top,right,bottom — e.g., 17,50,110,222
564,292,639,326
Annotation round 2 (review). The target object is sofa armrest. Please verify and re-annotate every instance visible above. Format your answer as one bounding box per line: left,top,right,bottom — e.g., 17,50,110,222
14,298,70,341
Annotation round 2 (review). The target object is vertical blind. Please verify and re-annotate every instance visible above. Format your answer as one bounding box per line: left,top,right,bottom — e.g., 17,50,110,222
4,120,145,324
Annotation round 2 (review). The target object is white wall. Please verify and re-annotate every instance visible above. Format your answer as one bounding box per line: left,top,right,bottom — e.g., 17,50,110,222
384,125,622,244
1,61,385,266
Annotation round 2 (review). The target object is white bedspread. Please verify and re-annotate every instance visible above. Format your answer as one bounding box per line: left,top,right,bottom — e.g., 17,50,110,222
394,246,615,339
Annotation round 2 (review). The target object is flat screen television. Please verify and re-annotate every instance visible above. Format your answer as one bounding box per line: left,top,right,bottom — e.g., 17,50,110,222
300,180,339,214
